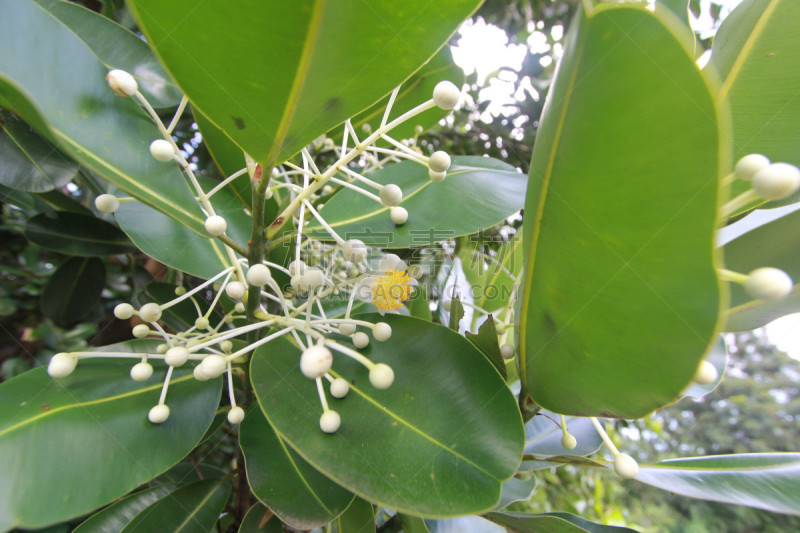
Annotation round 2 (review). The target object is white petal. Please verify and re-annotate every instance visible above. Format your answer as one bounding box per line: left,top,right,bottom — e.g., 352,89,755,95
378,254,406,272
353,277,377,303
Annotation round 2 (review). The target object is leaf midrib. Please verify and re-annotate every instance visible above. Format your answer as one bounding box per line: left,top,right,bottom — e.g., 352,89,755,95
170,479,227,533
28,224,130,247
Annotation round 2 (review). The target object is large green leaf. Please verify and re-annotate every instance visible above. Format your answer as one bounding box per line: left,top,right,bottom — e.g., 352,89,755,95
250,314,524,517
709,0,800,207
25,211,136,256
636,453,800,515
306,157,526,248
127,0,480,166
31,0,182,108
239,406,354,530
460,231,523,315
0,352,222,531
239,503,282,533
518,3,724,418
484,511,639,532
41,257,105,323
73,485,178,533
0,0,213,238
0,111,78,192
336,498,376,533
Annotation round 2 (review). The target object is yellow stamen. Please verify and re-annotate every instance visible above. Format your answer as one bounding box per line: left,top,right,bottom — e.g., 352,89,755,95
372,269,413,312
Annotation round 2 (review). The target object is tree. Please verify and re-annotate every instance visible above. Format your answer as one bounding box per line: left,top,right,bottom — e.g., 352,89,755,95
1,0,799,531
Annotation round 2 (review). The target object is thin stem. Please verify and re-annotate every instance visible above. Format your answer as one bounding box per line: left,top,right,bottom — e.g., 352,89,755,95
167,96,189,134
721,189,760,217
590,417,620,456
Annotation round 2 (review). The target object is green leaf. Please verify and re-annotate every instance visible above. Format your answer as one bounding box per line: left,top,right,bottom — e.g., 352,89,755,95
709,0,800,208
73,485,178,533
448,296,465,331
337,498,376,533
239,503,282,533
127,0,480,166
524,411,603,459
484,511,639,532
306,157,526,248
496,477,537,510
250,314,524,517
723,206,800,330
465,315,507,380
30,0,182,107
518,3,723,418
459,231,523,315
121,478,231,532
239,406,354,530
0,353,222,531
636,453,800,515
25,211,136,256
407,283,432,321
399,514,431,533
680,336,727,399
41,257,105,323
0,0,214,239
0,110,78,192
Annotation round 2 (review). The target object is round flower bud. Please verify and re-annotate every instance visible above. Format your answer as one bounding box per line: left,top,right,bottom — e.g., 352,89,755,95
94,194,119,214
165,346,189,367
205,215,227,236
342,239,368,262
200,354,228,378
433,80,460,110
106,69,138,97
390,206,408,225
227,406,245,424
246,264,271,286
220,340,233,353
693,360,718,385
500,344,515,359
339,323,357,335
157,343,169,354
195,317,210,330
130,362,153,381
225,281,246,300
322,185,334,195
379,184,403,207
132,324,150,339
752,163,800,200
442,299,452,311
319,410,341,433
373,322,392,342
193,365,210,381
47,353,77,378
735,154,770,181
288,260,306,276
300,345,333,379
369,363,394,389
185,339,201,350
561,433,577,450
429,151,451,173
148,404,170,424
429,169,447,182
745,267,793,300
149,139,175,162
234,302,245,313
139,303,162,323
614,453,639,479
330,378,350,398
114,303,134,320
303,267,325,291
353,332,370,349
175,286,187,296
290,274,306,292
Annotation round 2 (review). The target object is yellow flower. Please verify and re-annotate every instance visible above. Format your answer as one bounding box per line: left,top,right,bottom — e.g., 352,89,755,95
371,269,414,312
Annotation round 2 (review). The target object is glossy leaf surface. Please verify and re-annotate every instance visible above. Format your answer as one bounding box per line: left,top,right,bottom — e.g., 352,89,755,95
460,231,523,315
251,314,523,517
239,504,282,533
306,157,526,248
519,3,723,418
41,257,105,323
25,211,136,256
484,511,638,532
636,453,800,515
240,406,354,529
122,479,231,532
336,498,376,533
465,315,507,380
72,485,177,533
128,0,480,165
0,352,222,531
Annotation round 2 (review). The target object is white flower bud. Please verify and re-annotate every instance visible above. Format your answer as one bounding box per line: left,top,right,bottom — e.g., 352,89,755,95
353,332,370,349
752,163,800,200
106,69,138,97
745,267,793,300
561,433,577,450
429,151,451,173
302,267,325,291
342,239,368,262
319,410,341,433
114,303,134,320
139,303,162,323
246,264,271,286
288,260,306,276
165,346,189,367
205,215,227,236
614,453,639,479
200,354,227,378
322,185,334,195
175,286,186,295
94,194,119,214
148,404,170,424
234,302,245,313
390,206,408,225
330,378,350,398
225,281,246,300
379,184,403,207
157,343,169,354
130,362,153,381
193,365,210,381
220,340,233,353
432,80,460,110
132,324,150,339
693,360,718,385
291,274,306,292
373,322,392,342
227,406,245,424
195,317,210,330
369,363,394,389
500,344,515,359
47,353,77,378
735,154,770,181
300,345,333,379
149,139,176,162
429,169,447,182
339,323,357,335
